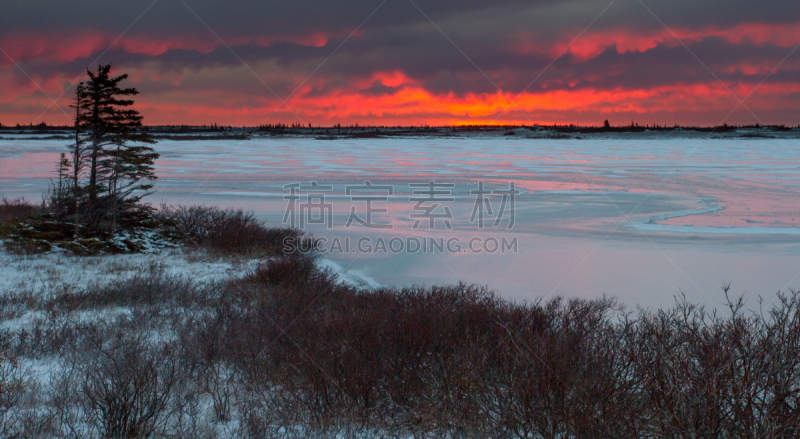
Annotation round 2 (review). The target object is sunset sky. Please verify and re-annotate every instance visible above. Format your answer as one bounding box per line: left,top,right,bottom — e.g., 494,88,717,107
1,0,799,126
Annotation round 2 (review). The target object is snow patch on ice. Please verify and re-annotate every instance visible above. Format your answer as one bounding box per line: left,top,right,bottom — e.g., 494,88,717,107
316,258,382,289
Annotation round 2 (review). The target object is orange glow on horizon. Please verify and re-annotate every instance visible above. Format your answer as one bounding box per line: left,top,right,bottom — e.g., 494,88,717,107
4,79,798,127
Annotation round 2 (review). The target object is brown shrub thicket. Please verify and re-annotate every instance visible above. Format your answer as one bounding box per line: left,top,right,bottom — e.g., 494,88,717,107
182,257,800,437
0,198,38,224
2,201,301,256
0,198,44,255
157,205,303,256
1,251,799,437
54,327,183,438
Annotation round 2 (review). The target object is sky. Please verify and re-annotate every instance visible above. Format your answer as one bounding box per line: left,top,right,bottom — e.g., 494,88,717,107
1,0,799,126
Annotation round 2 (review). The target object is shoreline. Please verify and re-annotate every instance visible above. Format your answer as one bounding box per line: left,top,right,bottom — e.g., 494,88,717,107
4,125,800,141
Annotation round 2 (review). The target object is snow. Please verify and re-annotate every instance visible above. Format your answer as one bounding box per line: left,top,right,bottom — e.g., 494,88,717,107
0,243,378,318
317,258,382,289
0,243,384,437
0,247,259,298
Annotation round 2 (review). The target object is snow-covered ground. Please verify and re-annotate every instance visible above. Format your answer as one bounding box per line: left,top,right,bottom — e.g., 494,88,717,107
0,248,257,296
0,247,253,336
0,243,386,437
0,246,380,299
0,245,255,437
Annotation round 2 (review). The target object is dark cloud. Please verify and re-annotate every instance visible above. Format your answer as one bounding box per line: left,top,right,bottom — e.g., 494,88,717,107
1,0,799,125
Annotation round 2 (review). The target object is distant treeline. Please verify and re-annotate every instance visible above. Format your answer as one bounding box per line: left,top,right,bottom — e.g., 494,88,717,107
0,122,233,133
3,121,800,134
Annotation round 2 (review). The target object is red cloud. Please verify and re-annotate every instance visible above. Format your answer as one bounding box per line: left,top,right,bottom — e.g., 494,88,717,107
512,22,800,61
0,29,354,65
356,71,416,89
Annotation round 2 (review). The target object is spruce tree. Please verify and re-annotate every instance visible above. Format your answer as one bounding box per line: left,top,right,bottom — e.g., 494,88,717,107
71,64,157,234
99,139,159,232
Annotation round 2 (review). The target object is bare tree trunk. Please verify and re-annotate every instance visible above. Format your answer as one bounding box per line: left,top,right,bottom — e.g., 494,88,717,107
73,120,81,239
89,130,99,206
109,152,119,234
110,174,117,234
57,155,64,201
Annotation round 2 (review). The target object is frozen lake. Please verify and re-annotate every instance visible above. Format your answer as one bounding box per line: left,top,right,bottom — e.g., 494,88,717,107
3,136,800,308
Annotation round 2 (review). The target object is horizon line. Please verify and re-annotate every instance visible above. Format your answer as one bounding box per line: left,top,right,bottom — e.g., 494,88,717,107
2,122,799,130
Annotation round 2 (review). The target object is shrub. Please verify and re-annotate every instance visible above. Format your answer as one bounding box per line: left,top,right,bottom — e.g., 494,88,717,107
3,241,800,436
0,352,30,436
0,198,50,255
157,205,304,255
198,259,800,437
49,271,206,312
0,198,38,225
55,326,183,439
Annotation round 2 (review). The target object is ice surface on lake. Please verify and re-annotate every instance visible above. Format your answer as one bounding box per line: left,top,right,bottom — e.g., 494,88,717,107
2,136,800,308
